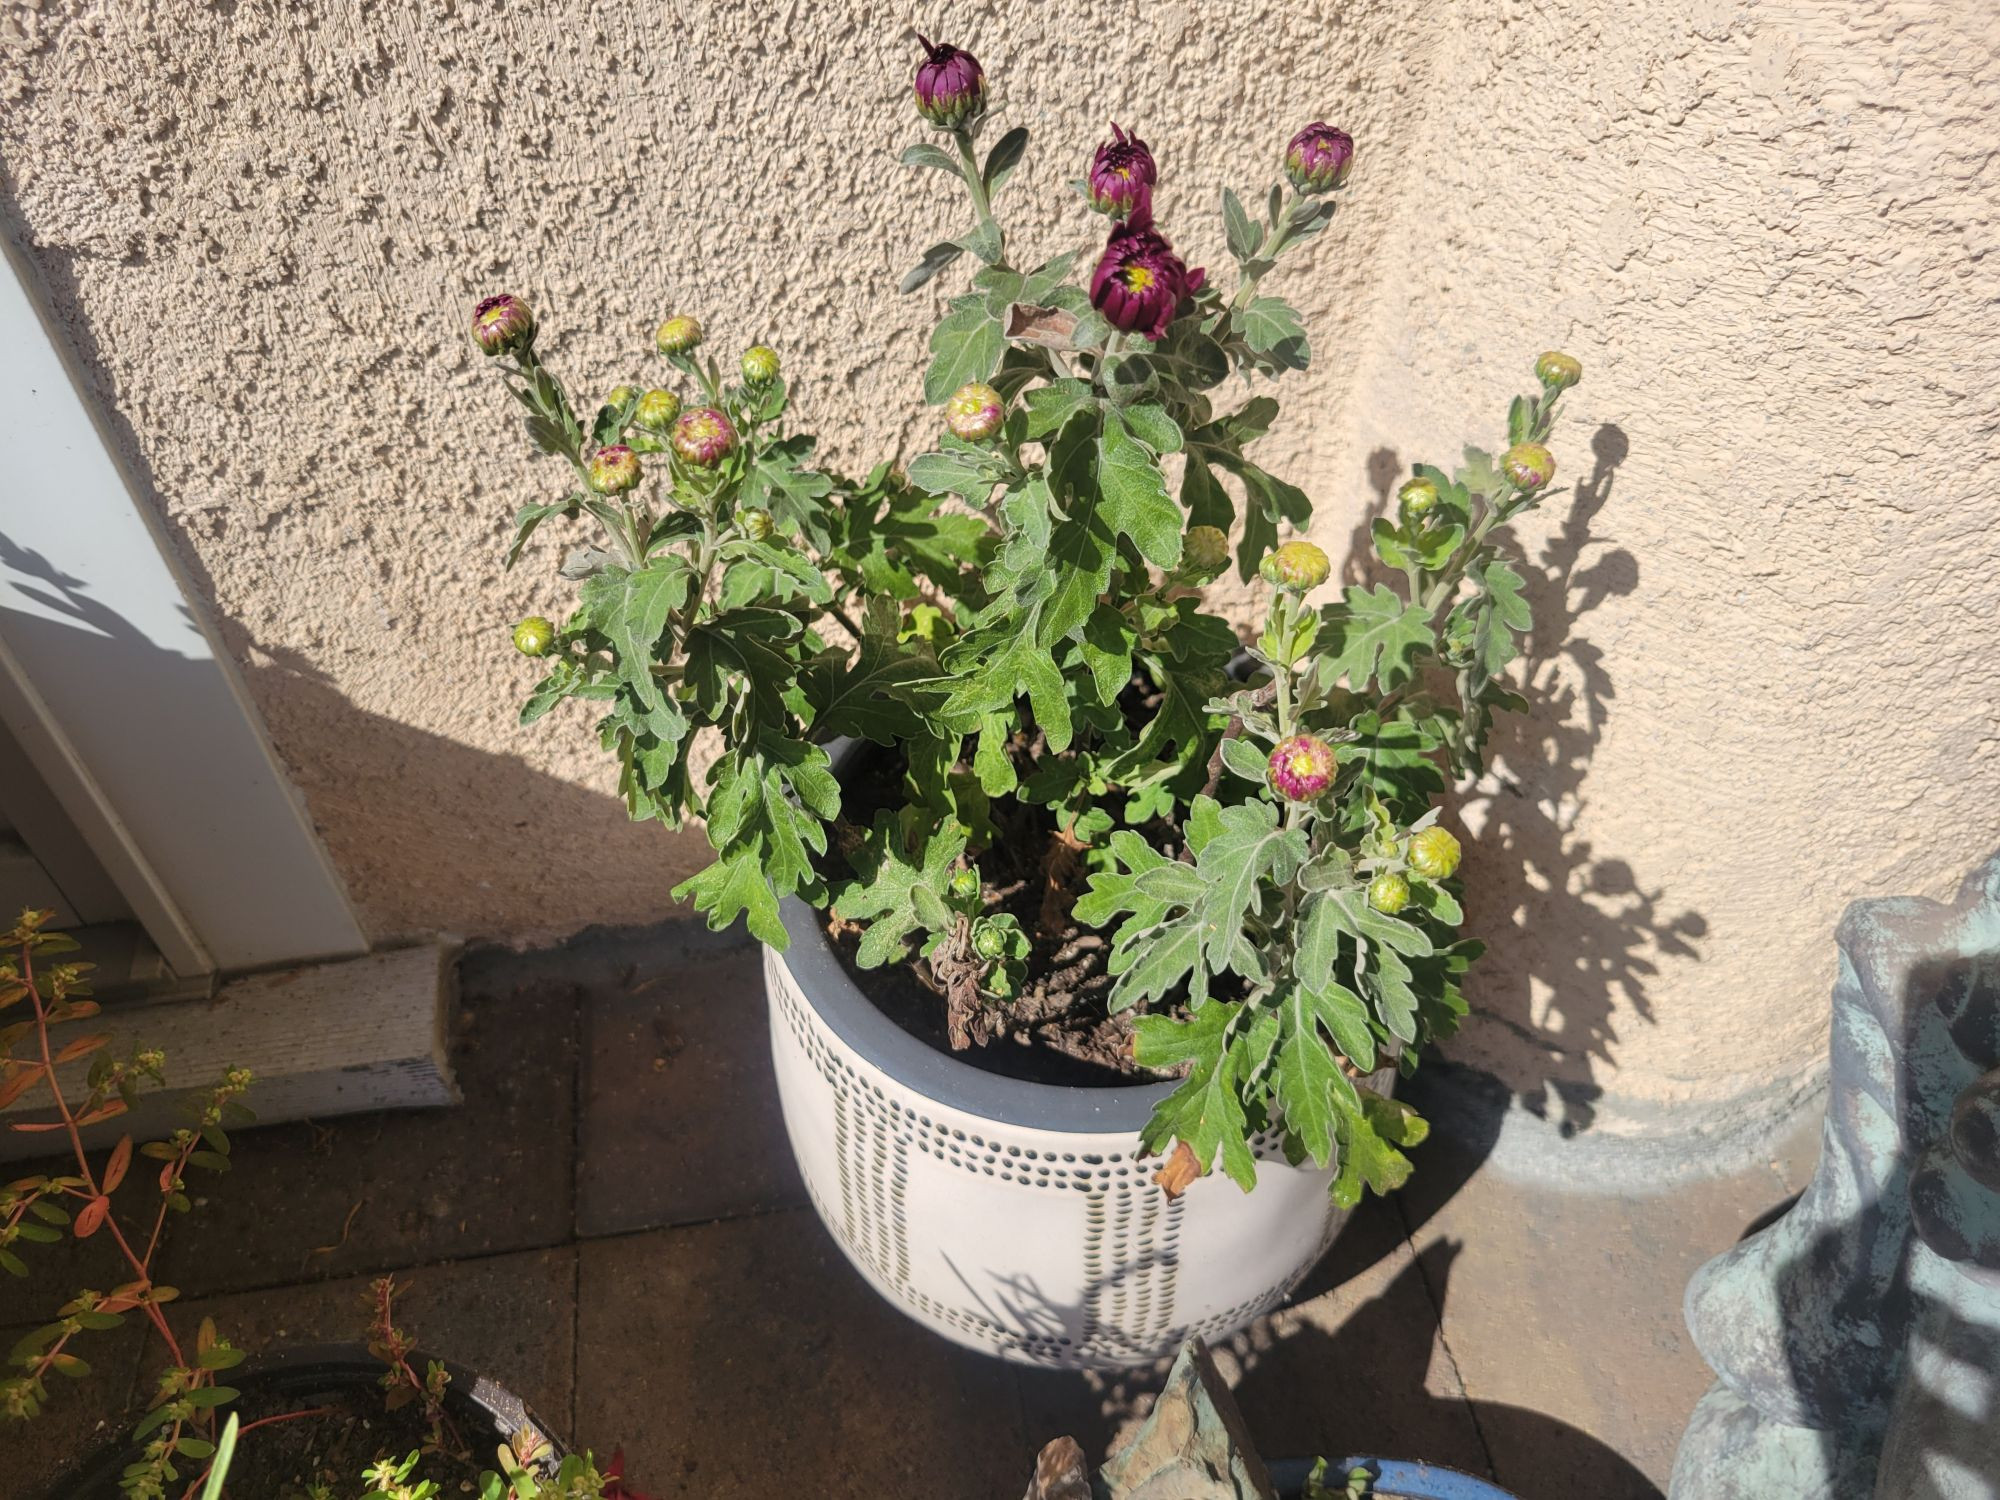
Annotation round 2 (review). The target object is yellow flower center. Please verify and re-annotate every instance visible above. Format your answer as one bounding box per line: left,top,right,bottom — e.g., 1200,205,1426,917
1121,266,1156,291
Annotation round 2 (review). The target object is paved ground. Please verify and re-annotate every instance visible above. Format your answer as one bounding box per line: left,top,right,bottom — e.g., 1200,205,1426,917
6,922,1818,1498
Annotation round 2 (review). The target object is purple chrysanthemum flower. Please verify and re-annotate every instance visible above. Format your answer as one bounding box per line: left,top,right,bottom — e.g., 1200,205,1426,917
672,406,739,468
913,37,986,131
1088,209,1205,342
1284,123,1355,195
1087,123,1156,220
1267,734,1337,802
471,294,535,356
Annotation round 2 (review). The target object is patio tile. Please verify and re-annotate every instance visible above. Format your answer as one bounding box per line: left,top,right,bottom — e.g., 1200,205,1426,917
1395,1110,1824,1498
1015,1195,1488,1475
2,1313,149,1499
156,980,578,1298
575,1210,1030,1499
575,940,804,1236
137,1246,578,1433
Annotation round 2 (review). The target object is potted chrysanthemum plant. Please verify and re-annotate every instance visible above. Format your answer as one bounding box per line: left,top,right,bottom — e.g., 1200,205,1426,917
470,36,1587,1368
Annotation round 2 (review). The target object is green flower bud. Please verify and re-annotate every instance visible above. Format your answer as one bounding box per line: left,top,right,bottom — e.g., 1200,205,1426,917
1182,524,1230,577
972,920,1007,962
605,383,641,410
740,345,780,386
672,407,739,468
944,381,1005,443
1398,476,1439,518
512,616,556,657
1501,442,1556,491
1534,351,1582,392
1258,540,1331,592
635,389,682,432
584,444,640,496
1407,826,1462,881
739,507,774,541
586,445,642,494
949,868,980,902
655,315,704,357
1367,872,1411,915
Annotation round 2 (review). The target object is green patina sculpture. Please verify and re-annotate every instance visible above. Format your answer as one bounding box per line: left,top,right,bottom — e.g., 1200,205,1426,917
1671,851,2000,1500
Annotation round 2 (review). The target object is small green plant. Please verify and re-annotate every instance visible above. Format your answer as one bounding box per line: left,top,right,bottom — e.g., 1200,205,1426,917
474,37,1590,1203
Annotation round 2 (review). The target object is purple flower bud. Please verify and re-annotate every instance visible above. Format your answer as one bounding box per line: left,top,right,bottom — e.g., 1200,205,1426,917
1284,123,1355,195
587,445,642,494
672,406,738,468
1087,123,1156,220
471,294,535,357
1089,209,1205,342
1258,540,1331,591
913,37,987,132
1501,442,1556,490
635,389,682,433
944,381,1005,442
655,315,703,356
1268,734,1337,801
1534,351,1582,392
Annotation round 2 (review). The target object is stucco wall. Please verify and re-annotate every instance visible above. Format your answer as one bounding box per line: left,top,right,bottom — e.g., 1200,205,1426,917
3,2,1997,1164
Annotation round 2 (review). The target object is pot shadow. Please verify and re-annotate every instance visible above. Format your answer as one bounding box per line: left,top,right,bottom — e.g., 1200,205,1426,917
1015,1230,1662,1498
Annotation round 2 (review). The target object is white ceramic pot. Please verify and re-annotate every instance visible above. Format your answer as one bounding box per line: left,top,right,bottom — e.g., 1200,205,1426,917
765,900,1388,1369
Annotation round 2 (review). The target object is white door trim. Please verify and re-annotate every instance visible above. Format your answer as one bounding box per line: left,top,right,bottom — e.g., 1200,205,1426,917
0,236,366,973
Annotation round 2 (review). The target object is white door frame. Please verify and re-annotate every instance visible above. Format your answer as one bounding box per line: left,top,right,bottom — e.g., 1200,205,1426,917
0,236,366,976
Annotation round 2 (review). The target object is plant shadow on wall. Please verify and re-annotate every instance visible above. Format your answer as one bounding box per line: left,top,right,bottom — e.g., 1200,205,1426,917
0,534,704,940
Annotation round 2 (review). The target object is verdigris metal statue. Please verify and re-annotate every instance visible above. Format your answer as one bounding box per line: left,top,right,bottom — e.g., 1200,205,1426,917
1672,852,2000,1500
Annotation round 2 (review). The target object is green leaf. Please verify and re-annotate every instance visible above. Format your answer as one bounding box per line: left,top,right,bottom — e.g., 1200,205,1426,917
960,216,1004,266
902,240,966,295
1320,584,1434,692
940,613,1074,750
1181,455,1233,532
1241,297,1309,369
983,126,1029,193
803,601,936,744
1191,798,1301,978
739,435,836,544
680,606,803,720
973,713,1018,796
1373,946,1420,1044
1331,1091,1429,1208
718,537,832,605
673,845,786,949
1118,403,1183,455
1098,415,1183,569
504,498,577,570
1022,379,1098,440
1306,980,1379,1073
900,143,964,177
833,813,969,968
1222,187,1261,263
1468,557,1533,677
1077,604,1138,705
1134,1003,1259,1191
1275,984,1360,1168
907,441,1009,504
924,295,1006,403
579,560,694,714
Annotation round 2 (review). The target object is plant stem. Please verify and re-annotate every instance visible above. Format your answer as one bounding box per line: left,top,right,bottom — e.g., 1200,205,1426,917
954,131,1001,260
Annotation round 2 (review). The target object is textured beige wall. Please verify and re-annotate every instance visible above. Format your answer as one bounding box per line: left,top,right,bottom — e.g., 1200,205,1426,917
3,2,1997,1156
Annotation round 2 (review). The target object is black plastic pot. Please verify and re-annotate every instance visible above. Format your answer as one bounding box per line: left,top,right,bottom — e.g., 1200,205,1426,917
37,1343,566,1500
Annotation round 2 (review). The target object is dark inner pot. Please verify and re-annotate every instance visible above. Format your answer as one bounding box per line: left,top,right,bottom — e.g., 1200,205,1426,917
810,735,1202,1090
42,1345,562,1500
